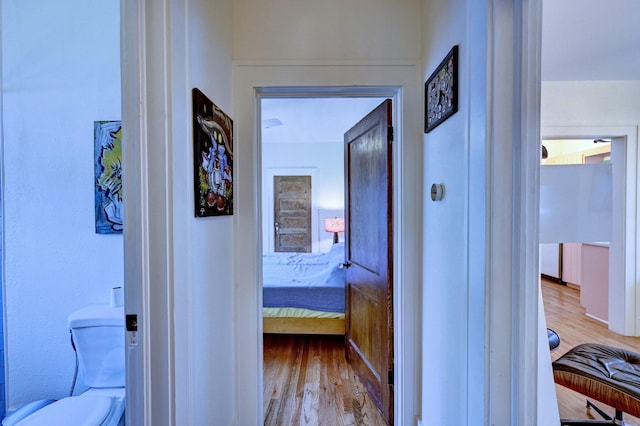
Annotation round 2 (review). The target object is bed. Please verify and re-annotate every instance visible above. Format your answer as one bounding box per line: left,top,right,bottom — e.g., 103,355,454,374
262,242,346,335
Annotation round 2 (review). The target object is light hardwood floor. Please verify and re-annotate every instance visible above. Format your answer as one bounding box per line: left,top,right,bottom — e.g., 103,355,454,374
264,281,640,425
542,278,640,423
263,334,389,426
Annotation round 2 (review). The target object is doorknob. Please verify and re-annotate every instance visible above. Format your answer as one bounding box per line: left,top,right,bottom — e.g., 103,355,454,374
274,222,279,234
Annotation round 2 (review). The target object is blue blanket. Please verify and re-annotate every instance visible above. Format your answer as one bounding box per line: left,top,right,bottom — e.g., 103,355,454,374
262,243,345,313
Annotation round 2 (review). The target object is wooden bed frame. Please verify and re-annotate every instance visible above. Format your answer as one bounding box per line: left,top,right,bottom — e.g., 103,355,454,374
263,317,345,335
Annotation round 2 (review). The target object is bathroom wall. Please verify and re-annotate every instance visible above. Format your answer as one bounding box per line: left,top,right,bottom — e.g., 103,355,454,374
0,188,4,418
0,4,4,416
1,0,122,409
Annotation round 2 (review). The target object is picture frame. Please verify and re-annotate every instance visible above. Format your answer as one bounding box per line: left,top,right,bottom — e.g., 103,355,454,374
94,120,123,234
192,88,234,217
424,45,459,133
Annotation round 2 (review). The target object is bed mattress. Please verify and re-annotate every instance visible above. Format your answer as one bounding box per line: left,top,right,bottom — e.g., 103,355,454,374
263,307,345,319
262,243,346,313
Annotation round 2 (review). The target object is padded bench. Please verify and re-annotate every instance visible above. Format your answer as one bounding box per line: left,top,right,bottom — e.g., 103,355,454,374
553,343,640,425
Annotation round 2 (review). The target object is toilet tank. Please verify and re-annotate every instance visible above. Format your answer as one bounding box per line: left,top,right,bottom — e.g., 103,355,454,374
68,305,125,388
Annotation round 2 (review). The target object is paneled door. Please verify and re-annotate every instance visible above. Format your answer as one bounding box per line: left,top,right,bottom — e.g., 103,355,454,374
344,99,393,424
273,175,312,252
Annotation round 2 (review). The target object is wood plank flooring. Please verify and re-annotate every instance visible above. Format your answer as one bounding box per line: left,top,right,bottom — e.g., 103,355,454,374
263,334,389,426
542,278,640,423
264,281,640,425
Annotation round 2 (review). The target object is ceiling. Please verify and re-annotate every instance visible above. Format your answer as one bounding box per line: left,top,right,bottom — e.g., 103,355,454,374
261,97,387,144
262,0,640,144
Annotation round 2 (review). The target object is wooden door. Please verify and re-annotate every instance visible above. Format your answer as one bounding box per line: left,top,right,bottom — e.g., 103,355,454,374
344,100,393,424
273,175,312,252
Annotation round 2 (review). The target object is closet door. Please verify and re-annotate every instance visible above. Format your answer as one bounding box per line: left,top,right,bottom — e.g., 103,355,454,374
273,175,312,252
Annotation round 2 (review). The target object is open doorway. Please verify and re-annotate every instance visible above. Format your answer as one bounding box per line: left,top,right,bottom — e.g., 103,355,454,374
540,138,612,322
259,96,391,424
538,132,640,419
539,130,636,336
233,63,422,424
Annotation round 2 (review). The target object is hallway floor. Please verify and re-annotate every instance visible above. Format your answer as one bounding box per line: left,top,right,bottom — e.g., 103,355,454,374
263,334,388,426
542,279,640,423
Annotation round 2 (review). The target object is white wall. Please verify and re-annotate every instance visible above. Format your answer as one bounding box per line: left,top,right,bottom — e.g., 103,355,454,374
421,0,481,422
186,1,235,424
233,0,421,61
421,1,549,424
261,142,344,253
542,81,640,126
1,0,122,408
233,1,423,425
121,0,235,423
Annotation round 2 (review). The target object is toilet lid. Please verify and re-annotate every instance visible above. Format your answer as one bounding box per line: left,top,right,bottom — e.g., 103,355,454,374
16,395,114,426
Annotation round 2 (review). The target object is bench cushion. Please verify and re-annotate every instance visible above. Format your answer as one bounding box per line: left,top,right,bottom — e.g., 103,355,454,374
553,343,640,417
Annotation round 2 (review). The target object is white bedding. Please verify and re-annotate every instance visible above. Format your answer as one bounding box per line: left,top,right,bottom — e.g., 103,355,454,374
262,243,346,313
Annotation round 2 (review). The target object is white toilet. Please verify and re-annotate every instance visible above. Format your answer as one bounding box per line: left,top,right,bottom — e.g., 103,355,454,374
3,305,126,426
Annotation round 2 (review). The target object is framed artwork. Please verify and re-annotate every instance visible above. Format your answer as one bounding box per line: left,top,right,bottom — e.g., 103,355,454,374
424,45,459,133
192,88,234,217
94,120,123,234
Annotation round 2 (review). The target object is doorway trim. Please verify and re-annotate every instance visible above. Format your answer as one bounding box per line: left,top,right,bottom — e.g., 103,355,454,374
233,63,422,425
542,125,639,336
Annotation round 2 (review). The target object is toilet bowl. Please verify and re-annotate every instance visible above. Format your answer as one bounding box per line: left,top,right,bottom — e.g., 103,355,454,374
2,306,125,426
12,388,125,426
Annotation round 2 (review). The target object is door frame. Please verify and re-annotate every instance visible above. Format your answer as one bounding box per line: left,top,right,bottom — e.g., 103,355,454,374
541,125,639,335
258,88,401,422
233,63,422,425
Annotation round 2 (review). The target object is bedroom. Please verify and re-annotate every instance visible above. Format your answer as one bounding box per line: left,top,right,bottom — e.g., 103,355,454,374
260,96,391,422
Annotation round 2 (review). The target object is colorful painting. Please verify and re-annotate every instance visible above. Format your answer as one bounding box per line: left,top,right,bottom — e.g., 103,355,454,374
192,88,234,217
424,45,459,133
94,120,123,233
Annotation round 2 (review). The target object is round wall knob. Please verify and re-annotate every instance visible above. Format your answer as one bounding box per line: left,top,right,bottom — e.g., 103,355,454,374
430,183,444,201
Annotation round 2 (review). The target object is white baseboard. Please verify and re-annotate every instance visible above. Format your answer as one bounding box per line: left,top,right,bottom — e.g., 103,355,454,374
585,312,608,325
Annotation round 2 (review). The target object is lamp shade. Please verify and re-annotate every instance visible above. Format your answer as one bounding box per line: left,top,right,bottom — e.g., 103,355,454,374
324,218,345,233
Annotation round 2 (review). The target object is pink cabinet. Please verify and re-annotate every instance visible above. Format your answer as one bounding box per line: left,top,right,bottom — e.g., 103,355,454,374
580,243,609,322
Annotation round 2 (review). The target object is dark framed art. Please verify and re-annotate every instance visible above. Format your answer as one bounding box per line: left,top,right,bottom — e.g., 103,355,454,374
424,45,458,133
192,88,234,217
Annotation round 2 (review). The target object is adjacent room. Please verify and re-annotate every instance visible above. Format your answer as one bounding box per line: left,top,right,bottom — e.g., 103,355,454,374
260,96,392,424
539,2,640,424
